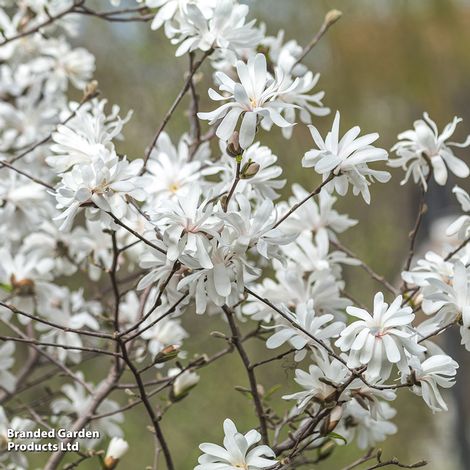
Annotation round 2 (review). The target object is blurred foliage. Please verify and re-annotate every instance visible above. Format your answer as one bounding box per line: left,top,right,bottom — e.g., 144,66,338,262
23,1,470,468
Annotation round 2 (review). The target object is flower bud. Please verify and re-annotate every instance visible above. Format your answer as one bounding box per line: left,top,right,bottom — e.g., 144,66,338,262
83,80,99,101
103,437,129,469
226,132,242,158
325,9,342,27
169,369,200,401
153,345,180,365
240,161,260,179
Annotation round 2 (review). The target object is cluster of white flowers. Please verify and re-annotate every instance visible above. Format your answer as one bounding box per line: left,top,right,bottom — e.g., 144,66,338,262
0,1,469,469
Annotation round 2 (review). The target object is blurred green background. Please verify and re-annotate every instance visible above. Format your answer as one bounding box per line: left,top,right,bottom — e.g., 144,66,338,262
24,0,470,468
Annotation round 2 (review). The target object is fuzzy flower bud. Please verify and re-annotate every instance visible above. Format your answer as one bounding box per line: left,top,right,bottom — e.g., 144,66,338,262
104,437,129,469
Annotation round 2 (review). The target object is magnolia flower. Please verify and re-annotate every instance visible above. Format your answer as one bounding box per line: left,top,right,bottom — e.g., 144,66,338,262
0,406,35,469
36,287,101,363
0,170,53,241
244,269,348,322
146,132,214,200
339,400,397,450
446,186,470,239
146,0,216,31
195,418,277,470
404,355,458,412
152,186,221,268
336,292,425,379
171,0,263,57
266,301,344,361
104,437,129,470
141,315,188,357
54,151,147,231
178,239,257,313
390,113,470,187
221,195,294,260
217,141,285,201
280,230,359,276
48,99,132,173
422,261,470,350
302,111,390,204
51,375,123,446
41,39,95,92
199,53,296,148
278,185,357,239
282,352,348,409
402,250,455,289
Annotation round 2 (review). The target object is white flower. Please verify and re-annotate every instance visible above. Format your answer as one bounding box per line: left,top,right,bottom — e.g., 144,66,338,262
422,261,470,350
54,150,146,231
151,186,221,268
302,111,390,204
48,99,132,173
221,194,294,260
51,375,123,446
280,230,359,275
282,352,348,409
402,250,455,289
41,39,95,92
146,0,216,31
146,132,214,201
0,170,53,241
390,113,470,187
404,354,458,412
195,418,277,470
217,141,285,201
141,315,188,357
266,301,344,361
178,239,257,313
36,287,101,363
336,292,425,379
278,185,357,239
339,400,397,450
171,0,262,57
198,53,296,149
104,437,129,469
0,406,35,469
446,185,470,240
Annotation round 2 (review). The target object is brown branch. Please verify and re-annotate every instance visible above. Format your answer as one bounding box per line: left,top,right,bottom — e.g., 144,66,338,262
223,305,269,445
331,240,399,295
0,0,85,47
273,173,335,229
294,9,342,66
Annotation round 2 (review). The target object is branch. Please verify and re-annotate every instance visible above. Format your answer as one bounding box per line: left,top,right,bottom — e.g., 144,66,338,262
273,173,335,229
294,9,342,66
223,305,270,445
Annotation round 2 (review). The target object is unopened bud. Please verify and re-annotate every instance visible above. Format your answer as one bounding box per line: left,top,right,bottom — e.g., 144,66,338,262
10,274,34,295
83,80,99,101
170,369,200,401
153,345,180,364
104,437,129,469
325,9,342,27
240,161,260,179
226,132,242,158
